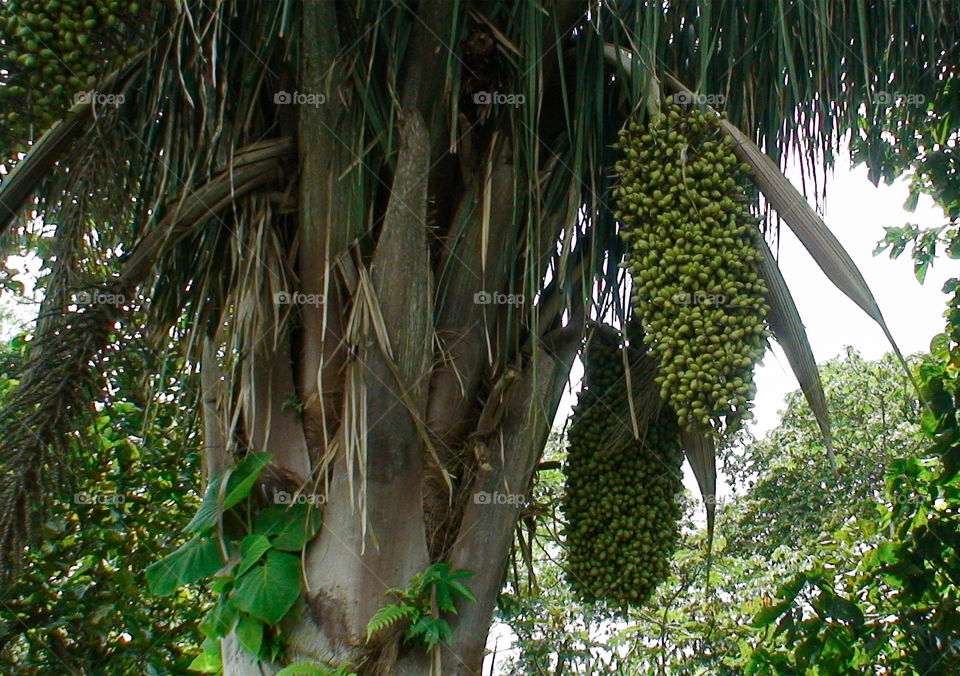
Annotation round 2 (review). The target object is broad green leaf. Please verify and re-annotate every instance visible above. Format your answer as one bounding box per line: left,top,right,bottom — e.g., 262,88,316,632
188,638,222,673
275,666,326,676
145,535,223,596
236,613,264,657
185,453,272,533
254,502,322,551
232,549,301,624
210,575,234,594
188,651,222,673
184,475,224,534
199,594,239,639
814,589,864,627
236,534,273,577
222,453,273,509
751,601,791,628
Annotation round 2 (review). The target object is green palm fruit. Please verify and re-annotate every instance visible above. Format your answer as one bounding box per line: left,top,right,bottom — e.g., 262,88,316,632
562,325,685,609
613,102,770,435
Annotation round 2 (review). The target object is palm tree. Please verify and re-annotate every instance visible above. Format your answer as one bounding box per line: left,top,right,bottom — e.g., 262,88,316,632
0,1,956,674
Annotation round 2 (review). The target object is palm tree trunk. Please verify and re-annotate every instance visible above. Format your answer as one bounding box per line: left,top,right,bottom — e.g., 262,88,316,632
209,2,587,672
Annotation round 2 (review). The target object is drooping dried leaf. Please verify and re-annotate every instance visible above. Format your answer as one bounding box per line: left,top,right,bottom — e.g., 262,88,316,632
757,237,837,471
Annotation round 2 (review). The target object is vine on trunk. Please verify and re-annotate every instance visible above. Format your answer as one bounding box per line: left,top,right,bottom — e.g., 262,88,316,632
145,453,326,671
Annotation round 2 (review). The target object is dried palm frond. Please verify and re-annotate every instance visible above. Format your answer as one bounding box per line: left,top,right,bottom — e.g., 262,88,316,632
0,58,145,235
757,237,837,472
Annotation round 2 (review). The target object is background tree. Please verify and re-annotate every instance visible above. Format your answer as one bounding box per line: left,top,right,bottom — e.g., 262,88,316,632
0,1,957,674
722,350,923,559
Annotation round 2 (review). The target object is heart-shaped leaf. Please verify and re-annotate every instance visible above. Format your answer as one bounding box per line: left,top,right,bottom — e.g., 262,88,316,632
146,536,223,596
232,549,301,624
186,453,273,534
253,502,322,551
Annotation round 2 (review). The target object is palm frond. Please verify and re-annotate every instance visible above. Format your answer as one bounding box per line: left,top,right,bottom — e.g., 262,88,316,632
757,237,836,472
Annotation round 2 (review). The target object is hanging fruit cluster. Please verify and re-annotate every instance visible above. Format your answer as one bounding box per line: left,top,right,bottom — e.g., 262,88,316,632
562,328,684,608
0,0,144,153
613,102,770,435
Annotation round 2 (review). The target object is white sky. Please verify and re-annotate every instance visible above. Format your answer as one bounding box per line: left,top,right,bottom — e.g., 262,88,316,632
751,158,950,437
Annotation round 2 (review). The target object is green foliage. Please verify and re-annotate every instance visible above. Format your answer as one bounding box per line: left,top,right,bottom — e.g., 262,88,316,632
869,77,960,284
0,329,211,673
183,452,273,533
188,638,223,674
254,502,323,552
743,298,960,674
365,562,476,653
722,349,923,559
850,66,959,210
232,549,302,625
875,222,960,284
145,535,224,596
146,454,323,665
274,661,357,676
365,605,419,642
